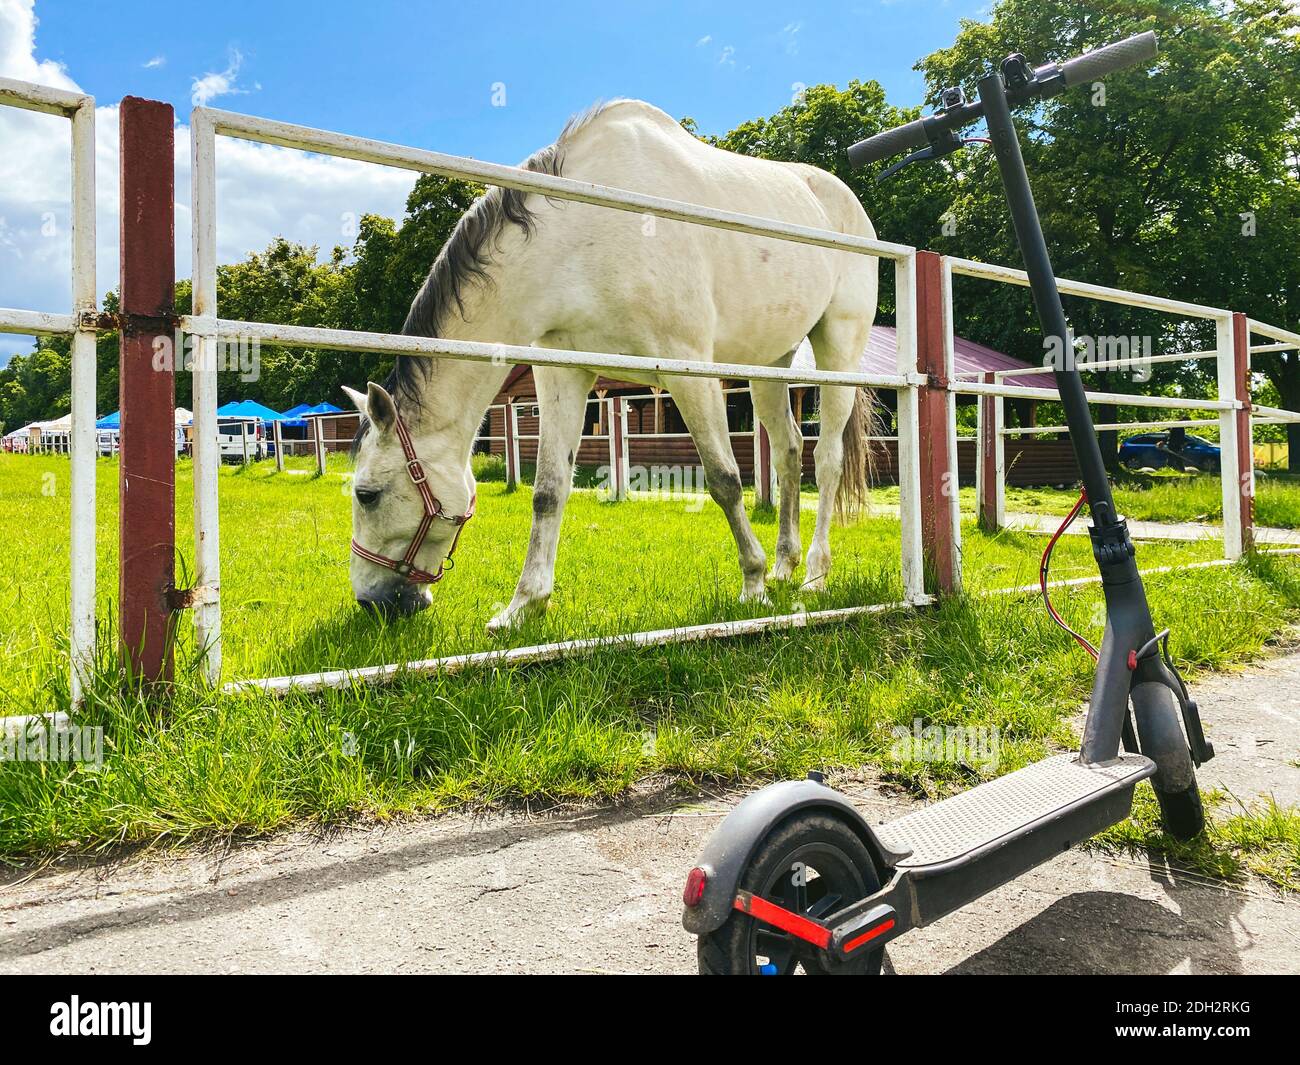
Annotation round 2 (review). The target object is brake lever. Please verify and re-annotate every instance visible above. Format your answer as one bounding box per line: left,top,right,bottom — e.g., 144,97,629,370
876,145,941,182
875,134,989,183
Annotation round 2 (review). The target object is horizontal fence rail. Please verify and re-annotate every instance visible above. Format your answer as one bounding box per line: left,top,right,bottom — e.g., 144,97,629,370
948,256,1229,319
182,316,924,391
200,108,916,262
952,378,1238,411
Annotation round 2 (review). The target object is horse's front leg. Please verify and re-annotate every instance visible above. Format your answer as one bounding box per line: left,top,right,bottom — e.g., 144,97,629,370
669,376,769,604
488,366,595,634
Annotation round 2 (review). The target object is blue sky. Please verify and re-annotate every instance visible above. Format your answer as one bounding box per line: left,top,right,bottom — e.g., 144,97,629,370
1,0,989,365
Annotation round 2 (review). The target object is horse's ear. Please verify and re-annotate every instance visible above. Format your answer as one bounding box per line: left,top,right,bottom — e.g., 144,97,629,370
365,381,398,434
343,382,369,416
342,385,368,418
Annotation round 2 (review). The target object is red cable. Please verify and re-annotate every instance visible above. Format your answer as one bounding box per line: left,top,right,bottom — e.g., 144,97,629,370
1040,488,1099,660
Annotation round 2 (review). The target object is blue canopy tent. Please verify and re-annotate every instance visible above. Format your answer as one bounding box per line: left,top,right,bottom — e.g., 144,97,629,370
95,411,120,429
216,400,289,422
280,401,342,428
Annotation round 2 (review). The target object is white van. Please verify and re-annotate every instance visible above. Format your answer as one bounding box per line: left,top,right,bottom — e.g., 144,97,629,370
217,417,267,462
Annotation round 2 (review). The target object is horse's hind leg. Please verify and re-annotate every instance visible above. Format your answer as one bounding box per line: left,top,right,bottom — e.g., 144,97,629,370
806,313,872,591
668,376,768,603
488,365,595,634
750,379,803,581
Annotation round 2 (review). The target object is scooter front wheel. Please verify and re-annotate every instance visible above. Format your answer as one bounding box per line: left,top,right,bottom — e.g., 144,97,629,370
1131,681,1204,840
697,812,883,975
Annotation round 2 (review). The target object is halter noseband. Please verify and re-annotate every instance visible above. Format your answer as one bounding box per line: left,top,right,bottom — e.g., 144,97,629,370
350,412,475,585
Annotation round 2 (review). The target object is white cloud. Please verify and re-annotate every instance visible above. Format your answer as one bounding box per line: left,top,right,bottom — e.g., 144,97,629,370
781,21,802,56
0,1,416,367
718,44,735,67
191,48,249,108
695,35,711,47
143,55,165,69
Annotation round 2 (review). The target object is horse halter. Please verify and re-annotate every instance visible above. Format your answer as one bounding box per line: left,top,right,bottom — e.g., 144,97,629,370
350,412,475,585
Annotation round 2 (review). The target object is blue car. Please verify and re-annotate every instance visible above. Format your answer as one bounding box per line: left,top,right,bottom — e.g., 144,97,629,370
1119,431,1220,472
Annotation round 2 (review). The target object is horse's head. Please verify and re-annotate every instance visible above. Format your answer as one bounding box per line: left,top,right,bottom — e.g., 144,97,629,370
344,381,475,618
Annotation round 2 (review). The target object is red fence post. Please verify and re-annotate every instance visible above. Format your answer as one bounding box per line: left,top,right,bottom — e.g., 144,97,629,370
915,251,959,595
118,97,176,682
1232,312,1255,552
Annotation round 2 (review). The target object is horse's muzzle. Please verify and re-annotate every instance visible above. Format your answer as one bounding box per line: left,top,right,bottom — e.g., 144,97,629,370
357,585,432,619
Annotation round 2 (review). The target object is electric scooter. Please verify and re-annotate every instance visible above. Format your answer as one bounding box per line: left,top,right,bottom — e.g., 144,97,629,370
681,31,1216,975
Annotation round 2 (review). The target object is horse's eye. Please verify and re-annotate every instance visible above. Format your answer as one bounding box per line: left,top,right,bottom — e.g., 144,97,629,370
355,487,381,507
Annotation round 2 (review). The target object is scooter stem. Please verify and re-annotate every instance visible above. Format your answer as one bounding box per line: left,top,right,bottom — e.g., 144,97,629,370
976,71,1162,764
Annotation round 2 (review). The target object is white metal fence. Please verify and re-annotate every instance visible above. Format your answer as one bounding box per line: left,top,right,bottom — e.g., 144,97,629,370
947,256,1300,559
184,104,930,688
8,76,1300,700
0,78,97,705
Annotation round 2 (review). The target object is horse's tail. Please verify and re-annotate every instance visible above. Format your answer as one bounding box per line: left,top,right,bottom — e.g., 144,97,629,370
836,387,874,521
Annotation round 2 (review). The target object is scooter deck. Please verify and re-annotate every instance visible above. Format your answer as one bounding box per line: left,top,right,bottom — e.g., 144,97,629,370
875,753,1154,872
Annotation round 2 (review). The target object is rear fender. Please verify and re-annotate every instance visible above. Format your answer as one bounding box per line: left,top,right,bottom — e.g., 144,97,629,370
681,779,911,937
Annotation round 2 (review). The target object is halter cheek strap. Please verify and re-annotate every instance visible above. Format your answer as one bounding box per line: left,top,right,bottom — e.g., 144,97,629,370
350,413,475,585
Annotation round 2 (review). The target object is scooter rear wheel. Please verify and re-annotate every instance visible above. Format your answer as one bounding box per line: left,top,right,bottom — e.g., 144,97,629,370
697,812,883,975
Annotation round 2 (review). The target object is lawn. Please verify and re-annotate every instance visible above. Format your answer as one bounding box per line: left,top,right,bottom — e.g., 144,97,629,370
0,452,1297,888
870,469,1300,529
1,453,1231,699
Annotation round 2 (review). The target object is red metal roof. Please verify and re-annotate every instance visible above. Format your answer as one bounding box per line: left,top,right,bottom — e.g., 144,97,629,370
790,327,1056,390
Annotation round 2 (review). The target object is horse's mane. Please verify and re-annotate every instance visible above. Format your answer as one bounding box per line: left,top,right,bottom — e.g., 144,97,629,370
376,100,622,419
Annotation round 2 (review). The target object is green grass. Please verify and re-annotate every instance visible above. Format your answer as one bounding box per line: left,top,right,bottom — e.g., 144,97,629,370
870,469,1300,529
0,451,1297,889
1096,789,1300,892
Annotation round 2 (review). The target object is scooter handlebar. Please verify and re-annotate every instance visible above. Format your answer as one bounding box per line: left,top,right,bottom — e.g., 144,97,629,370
847,32,1158,167
847,117,930,168
1059,31,1158,88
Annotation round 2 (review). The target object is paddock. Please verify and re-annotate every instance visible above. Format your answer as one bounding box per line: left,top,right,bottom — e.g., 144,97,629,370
2,75,1300,706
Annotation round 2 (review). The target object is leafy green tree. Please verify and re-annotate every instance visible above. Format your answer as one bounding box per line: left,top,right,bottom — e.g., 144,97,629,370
918,0,1300,464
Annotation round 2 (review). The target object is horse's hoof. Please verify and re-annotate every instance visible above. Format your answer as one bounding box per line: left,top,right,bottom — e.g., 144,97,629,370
485,613,514,635
802,573,828,593
487,598,548,634
768,557,800,582
739,587,772,607
486,607,524,634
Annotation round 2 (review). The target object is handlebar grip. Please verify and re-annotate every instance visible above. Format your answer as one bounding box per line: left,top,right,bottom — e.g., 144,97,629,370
847,117,930,168
1060,31,1157,87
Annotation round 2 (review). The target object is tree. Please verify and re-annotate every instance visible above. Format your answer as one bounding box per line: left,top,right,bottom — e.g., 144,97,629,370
918,0,1300,465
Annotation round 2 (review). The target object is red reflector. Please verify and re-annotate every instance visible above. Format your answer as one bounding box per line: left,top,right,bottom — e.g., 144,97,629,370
734,891,833,950
683,867,708,907
844,918,895,953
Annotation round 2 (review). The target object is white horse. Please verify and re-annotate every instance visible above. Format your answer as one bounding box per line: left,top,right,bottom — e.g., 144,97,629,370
345,100,878,627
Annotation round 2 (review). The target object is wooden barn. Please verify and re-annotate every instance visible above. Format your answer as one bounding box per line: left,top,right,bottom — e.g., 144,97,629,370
480,327,1078,488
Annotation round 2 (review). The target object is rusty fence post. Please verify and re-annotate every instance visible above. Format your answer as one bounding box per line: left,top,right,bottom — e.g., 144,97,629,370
915,250,960,595
118,96,176,682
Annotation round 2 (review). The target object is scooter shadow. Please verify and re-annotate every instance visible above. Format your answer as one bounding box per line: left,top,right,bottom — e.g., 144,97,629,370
935,862,1250,975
